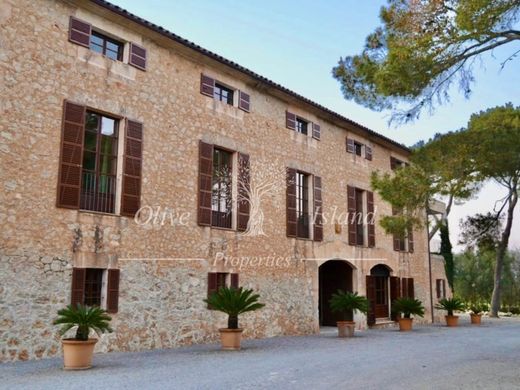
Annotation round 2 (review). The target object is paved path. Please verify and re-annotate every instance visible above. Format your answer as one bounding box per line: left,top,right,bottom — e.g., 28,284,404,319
1,316,520,390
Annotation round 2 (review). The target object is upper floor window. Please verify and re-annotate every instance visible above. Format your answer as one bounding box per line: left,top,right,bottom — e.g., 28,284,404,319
211,148,233,229
346,138,372,161
390,157,408,171
347,185,376,247
354,141,363,156
81,112,119,214
295,118,308,135
295,171,310,239
355,188,365,245
214,83,234,105
90,31,123,61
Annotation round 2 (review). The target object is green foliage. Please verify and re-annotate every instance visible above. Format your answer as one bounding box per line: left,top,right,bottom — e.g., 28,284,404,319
332,0,520,122
392,297,425,319
454,250,496,302
440,222,455,291
459,212,503,252
53,304,112,341
469,302,489,315
329,290,369,321
205,287,265,329
435,297,466,316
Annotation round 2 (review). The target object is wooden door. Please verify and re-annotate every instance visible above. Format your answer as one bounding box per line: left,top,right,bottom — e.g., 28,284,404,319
374,276,389,318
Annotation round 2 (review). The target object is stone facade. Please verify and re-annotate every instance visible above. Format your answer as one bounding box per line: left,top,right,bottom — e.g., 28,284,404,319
0,0,450,361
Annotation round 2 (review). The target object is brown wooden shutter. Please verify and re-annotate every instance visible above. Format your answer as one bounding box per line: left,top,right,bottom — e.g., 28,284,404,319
207,272,217,309
238,91,250,112
106,269,120,313
129,42,147,71
366,275,376,326
237,153,250,231
69,16,91,48
286,168,297,237
70,267,86,307
200,74,215,97
198,141,214,226
436,279,441,299
365,146,372,161
121,119,143,217
408,229,414,253
347,185,357,245
442,280,446,298
390,157,398,170
393,235,401,251
312,123,321,140
390,276,401,321
230,273,239,289
57,101,85,209
367,191,375,247
407,278,415,298
286,111,296,130
346,138,355,153
313,176,323,241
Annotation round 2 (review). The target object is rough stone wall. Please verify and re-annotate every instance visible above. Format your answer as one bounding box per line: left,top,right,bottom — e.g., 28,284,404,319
0,0,442,361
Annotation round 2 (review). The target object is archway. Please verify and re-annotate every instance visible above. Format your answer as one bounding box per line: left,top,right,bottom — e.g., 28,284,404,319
370,264,392,319
319,260,354,326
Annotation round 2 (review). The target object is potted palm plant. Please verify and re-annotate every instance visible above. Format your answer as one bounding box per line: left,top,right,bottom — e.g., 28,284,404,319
205,286,265,350
435,297,465,327
469,302,488,325
53,304,112,370
329,290,368,337
391,297,425,331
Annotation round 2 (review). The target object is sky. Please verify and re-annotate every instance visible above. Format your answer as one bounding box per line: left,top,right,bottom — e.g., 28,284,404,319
111,0,519,251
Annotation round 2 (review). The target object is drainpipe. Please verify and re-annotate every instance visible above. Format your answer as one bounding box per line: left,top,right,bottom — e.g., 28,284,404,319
426,207,435,323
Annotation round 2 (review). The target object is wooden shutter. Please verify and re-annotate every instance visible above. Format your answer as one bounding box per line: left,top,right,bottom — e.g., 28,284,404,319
401,277,414,298
313,176,323,241
366,275,376,326
408,229,414,253
347,185,357,245
312,123,321,140
238,91,250,112
237,153,250,231
286,111,296,130
393,235,401,251
436,279,441,299
367,191,375,247
365,146,373,161
200,74,215,97
70,267,86,307
390,276,401,321
198,141,213,226
442,280,446,298
346,138,355,154
230,273,239,289
286,168,297,237
207,272,217,309
121,119,143,217
129,42,147,71
69,16,91,48
106,269,120,313
57,101,85,209
390,157,398,170
407,278,414,298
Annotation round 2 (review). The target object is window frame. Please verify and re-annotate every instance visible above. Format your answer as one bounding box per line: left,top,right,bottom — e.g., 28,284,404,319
354,141,363,157
211,147,234,229
295,171,311,239
83,268,105,307
89,30,124,61
214,83,234,105
295,117,309,135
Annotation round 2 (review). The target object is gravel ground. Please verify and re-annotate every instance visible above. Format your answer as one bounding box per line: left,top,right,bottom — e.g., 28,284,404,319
1,316,519,390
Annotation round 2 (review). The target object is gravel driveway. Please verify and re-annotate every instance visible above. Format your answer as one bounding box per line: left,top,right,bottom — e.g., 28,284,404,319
1,316,519,390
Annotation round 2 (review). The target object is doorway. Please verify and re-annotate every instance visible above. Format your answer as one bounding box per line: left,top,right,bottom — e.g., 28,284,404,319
319,260,354,326
370,264,391,319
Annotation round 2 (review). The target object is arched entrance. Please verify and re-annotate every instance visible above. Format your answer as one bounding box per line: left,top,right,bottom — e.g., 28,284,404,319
319,260,354,326
370,264,391,319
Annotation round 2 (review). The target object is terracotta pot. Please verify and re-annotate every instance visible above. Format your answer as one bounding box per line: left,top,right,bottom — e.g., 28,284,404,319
62,338,98,370
470,313,482,325
398,317,413,331
445,315,459,327
219,328,243,350
336,321,356,337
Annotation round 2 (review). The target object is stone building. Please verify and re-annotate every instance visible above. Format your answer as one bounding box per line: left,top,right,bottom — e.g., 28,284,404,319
0,0,450,361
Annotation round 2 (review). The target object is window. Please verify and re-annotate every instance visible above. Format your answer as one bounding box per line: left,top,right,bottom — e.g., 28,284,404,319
84,268,104,307
80,112,119,214
296,172,310,239
355,189,365,245
90,31,123,61
354,141,363,156
214,83,234,105
211,148,233,228
390,157,408,171
207,272,239,308
295,118,308,135
436,279,446,299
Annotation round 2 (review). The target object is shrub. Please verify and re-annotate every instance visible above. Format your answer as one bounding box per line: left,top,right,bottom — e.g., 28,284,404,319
53,304,112,341
329,290,368,322
435,298,465,316
392,297,425,319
